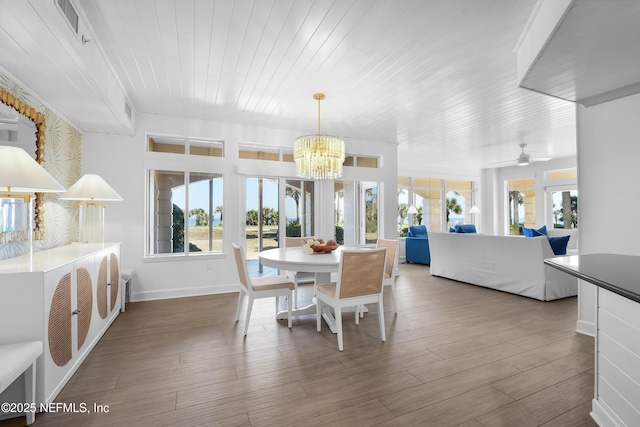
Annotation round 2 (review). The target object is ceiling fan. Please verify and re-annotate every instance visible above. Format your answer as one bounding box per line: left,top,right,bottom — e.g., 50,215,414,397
490,143,551,167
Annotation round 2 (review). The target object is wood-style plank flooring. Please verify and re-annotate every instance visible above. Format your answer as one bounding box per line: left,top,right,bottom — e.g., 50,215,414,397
2,263,597,426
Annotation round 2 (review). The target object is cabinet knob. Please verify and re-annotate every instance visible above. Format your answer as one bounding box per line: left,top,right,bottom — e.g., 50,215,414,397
107,281,111,286
72,309,81,315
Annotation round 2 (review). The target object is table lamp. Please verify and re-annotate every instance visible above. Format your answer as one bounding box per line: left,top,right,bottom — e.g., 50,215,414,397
0,146,66,256
59,174,122,244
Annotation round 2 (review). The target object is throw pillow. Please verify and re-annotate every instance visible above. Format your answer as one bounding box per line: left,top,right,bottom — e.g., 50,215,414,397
454,224,477,234
523,225,547,237
547,235,570,255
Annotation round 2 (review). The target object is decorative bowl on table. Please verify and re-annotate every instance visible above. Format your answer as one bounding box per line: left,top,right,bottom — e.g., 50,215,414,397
304,239,339,254
311,243,339,253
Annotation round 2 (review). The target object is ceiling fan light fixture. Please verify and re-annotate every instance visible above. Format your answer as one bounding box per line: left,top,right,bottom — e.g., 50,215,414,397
294,93,345,180
517,155,530,166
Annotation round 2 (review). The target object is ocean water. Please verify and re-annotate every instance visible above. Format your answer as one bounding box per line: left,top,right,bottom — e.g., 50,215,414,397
189,217,221,226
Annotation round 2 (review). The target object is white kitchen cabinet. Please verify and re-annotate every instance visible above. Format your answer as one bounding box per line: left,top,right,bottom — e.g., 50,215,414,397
545,254,640,427
0,243,121,418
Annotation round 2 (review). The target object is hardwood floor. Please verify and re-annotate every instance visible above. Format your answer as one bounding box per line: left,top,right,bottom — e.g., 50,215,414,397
2,263,597,426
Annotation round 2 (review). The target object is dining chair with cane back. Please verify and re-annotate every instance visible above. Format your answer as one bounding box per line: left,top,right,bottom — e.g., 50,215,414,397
315,247,387,351
376,238,399,313
232,243,294,335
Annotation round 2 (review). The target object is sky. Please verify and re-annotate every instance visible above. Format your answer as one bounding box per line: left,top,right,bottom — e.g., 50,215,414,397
173,177,296,219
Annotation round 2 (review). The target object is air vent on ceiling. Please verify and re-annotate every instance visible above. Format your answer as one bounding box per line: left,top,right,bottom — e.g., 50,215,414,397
56,0,79,34
124,102,132,120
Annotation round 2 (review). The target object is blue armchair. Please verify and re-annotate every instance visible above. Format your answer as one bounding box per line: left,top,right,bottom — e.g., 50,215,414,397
406,225,431,265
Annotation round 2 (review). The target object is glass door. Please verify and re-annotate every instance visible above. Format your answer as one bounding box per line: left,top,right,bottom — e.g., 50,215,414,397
245,177,279,273
335,180,379,245
362,181,378,244
285,179,314,238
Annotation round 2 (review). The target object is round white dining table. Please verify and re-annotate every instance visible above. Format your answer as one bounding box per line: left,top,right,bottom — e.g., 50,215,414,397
258,245,370,332
258,246,343,283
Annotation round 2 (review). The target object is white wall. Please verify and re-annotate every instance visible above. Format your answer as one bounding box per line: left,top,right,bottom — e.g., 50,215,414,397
574,92,640,335
82,114,397,302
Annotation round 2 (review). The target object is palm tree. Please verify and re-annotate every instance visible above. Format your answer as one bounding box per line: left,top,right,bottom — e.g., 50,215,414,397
246,210,259,226
214,205,223,225
189,208,208,226
446,196,462,224
286,185,301,223
508,191,524,234
398,203,408,227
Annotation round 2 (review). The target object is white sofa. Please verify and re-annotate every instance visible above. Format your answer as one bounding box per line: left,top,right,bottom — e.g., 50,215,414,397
428,232,577,301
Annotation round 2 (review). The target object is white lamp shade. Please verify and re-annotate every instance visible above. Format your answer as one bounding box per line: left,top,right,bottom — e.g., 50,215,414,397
469,205,480,214
59,174,122,201
0,146,66,193
407,205,418,215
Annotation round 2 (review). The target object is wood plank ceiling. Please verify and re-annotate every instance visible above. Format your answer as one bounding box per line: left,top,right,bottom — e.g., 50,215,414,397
1,0,580,171
519,0,640,107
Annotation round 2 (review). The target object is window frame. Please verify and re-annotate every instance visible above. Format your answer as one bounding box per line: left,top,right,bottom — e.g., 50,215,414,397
144,133,225,261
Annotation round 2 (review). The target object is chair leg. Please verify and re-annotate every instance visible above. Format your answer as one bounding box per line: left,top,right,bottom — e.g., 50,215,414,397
377,296,386,342
390,281,398,313
25,362,36,425
287,291,292,328
355,306,359,325
336,307,344,351
316,299,322,332
235,288,244,321
243,297,254,336
294,280,299,309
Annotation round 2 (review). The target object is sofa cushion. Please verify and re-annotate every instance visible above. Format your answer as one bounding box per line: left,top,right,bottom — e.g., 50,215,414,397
453,224,477,234
523,225,547,237
547,228,578,250
408,225,428,238
547,235,570,255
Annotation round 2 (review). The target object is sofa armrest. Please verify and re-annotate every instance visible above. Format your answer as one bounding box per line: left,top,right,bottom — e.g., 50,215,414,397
406,237,431,265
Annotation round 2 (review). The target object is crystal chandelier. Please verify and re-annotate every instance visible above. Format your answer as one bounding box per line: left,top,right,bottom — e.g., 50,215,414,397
294,93,345,180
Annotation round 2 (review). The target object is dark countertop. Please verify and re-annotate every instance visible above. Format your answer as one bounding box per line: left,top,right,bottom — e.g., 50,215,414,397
545,253,640,304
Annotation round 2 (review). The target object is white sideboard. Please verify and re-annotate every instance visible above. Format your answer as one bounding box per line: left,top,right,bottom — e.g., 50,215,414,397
0,243,121,417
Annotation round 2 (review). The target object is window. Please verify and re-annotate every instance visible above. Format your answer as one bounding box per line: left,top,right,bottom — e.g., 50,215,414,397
146,134,224,257
397,176,475,235
239,144,280,161
343,155,380,168
148,135,223,157
285,180,314,238
507,178,535,235
147,170,223,255
397,177,411,236
363,182,379,244
546,168,578,230
335,180,379,245
550,189,578,229
445,180,472,228
335,181,353,245
244,177,279,262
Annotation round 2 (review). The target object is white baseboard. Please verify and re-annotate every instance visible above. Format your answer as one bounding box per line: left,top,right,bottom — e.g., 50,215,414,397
131,284,239,302
591,399,622,427
576,319,595,337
